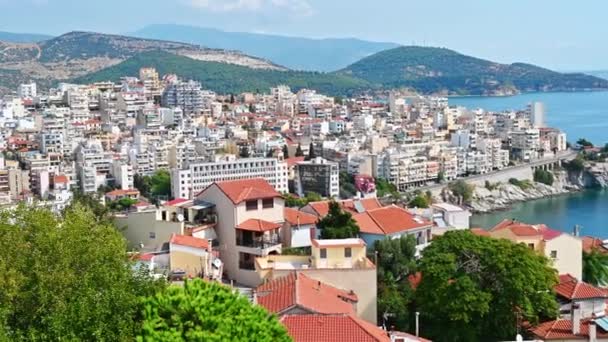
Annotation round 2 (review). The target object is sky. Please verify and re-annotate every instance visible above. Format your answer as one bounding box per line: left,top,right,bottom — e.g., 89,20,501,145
0,0,606,71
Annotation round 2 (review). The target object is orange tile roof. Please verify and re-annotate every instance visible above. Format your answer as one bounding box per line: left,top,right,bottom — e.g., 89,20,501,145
169,234,209,249
284,208,318,226
285,156,305,167
202,178,280,204
256,272,357,315
106,188,140,196
469,228,490,237
53,175,68,184
306,198,382,217
280,314,391,342
582,236,608,254
554,274,607,300
531,318,608,340
490,219,562,239
353,205,431,235
164,198,190,206
236,218,281,232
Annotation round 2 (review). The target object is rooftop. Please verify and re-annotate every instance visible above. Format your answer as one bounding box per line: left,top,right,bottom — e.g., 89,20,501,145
311,238,366,248
201,178,281,204
280,314,391,342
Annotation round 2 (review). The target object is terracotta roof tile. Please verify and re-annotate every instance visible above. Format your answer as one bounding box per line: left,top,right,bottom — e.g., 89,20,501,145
582,236,608,254
470,228,490,237
306,198,383,217
169,234,209,249
280,314,391,342
284,208,318,226
531,318,608,340
236,218,281,232
164,198,190,206
554,273,607,300
353,205,431,235
201,178,280,204
256,273,357,315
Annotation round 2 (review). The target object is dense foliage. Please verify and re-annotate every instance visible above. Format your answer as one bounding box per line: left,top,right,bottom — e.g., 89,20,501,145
373,235,417,330
138,279,291,341
448,180,474,204
583,249,608,286
509,178,533,189
318,201,360,239
0,204,164,341
283,192,322,208
134,169,171,202
416,231,558,341
340,46,608,95
75,51,372,96
534,169,554,186
408,194,430,208
375,178,400,198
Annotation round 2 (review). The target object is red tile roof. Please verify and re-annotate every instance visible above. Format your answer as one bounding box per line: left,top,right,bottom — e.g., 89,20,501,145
256,272,357,315
554,274,607,300
353,205,431,235
306,198,382,217
236,218,281,232
531,318,608,340
53,175,68,184
470,228,490,237
169,234,209,249
280,314,390,342
106,188,140,197
490,219,562,240
285,156,305,167
582,236,608,254
203,178,280,204
164,198,190,207
284,208,318,226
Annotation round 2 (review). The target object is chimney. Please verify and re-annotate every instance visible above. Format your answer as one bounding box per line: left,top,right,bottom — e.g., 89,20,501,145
572,303,581,335
589,320,597,342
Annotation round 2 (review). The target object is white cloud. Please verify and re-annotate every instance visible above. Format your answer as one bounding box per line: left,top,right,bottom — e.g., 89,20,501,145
189,0,313,15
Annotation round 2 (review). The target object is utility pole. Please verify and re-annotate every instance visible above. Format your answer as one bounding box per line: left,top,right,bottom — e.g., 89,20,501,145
415,311,420,337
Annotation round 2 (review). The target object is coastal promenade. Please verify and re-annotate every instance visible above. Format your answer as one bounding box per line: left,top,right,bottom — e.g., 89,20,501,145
419,150,578,195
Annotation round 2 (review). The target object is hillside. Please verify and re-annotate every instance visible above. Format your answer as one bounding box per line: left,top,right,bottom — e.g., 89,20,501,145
587,70,608,80
339,46,608,95
0,31,53,43
74,50,371,96
0,31,283,93
131,24,399,72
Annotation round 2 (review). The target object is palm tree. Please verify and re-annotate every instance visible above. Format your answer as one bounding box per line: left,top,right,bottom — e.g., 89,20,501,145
583,249,608,286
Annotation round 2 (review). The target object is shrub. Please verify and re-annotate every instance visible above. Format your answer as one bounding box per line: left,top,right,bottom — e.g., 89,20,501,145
448,180,474,203
534,169,554,186
509,178,533,190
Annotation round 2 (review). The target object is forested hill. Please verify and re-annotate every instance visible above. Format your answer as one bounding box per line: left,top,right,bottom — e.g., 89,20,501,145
338,46,608,95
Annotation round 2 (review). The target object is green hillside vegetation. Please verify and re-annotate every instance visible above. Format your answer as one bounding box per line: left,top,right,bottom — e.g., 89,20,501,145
339,46,608,95
74,50,372,96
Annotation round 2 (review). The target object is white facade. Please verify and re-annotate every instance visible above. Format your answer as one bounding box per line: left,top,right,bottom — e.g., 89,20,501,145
171,157,288,199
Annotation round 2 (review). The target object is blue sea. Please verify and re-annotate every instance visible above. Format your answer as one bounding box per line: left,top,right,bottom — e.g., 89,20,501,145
449,91,608,146
450,91,608,238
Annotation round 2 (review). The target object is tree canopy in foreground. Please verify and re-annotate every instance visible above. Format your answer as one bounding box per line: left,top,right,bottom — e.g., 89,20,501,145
138,279,291,342
415,230,558,342
0,204,164,341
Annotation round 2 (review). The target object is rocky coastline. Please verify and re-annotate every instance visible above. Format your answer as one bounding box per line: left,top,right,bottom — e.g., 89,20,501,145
442,163,608,213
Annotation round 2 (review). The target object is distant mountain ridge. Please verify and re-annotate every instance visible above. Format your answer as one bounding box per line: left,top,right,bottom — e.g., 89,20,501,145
130,24,400,72
0,31,283,93
339,46,608,95
0,31,53,43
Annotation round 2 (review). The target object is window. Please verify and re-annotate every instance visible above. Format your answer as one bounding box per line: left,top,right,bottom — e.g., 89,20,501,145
345,247,352,258
550,250,557,259
262,198,274,209
528,243,535,249
320,248,327,259
149,232,156,239
246,200,258,211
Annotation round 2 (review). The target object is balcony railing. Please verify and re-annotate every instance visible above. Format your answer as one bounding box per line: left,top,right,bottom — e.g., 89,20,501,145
236,236,281,249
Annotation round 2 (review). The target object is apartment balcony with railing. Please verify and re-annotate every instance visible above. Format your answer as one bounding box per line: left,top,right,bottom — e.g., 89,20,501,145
235,229,282,255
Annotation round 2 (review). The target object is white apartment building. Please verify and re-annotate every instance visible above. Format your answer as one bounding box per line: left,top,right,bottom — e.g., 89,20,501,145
171,156,288,199
477,138,510,170
511,128,540,161
162,80,204,113
112,160,134,190
18,82,37,99
75,140,112,193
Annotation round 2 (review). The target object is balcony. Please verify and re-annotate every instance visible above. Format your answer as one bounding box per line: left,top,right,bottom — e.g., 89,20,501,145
236,235,281,249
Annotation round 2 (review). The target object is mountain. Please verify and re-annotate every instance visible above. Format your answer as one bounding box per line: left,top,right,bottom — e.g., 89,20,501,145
586,70,608,80
0,31,53,43
131,24,400,72
74,50,371,96
0,31,284,92
339,46,608,95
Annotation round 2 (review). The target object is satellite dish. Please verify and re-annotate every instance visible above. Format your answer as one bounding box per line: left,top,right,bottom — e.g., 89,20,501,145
177,214,184,222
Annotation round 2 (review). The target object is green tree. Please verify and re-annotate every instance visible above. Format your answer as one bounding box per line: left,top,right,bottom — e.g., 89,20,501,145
373,235,417,330
565,156,585,172
138,279,290,341
150,170,171,199
583,249,608,286
249,103,256,113
416,231,558,341
295,144,304,157
534,169,554,186
408,195,429,208
240,145,251,158
437,171,445,183
134,173,152,198
304,191,322,202
305,142,316,161
282,144,289,158
318,201,360,239
577,138,593,147
448,180,474,204
0,204,164,341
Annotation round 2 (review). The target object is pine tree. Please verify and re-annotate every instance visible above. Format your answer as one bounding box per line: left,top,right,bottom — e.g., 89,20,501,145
306,142,316,161
282,144,289,158
295,144,304,157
